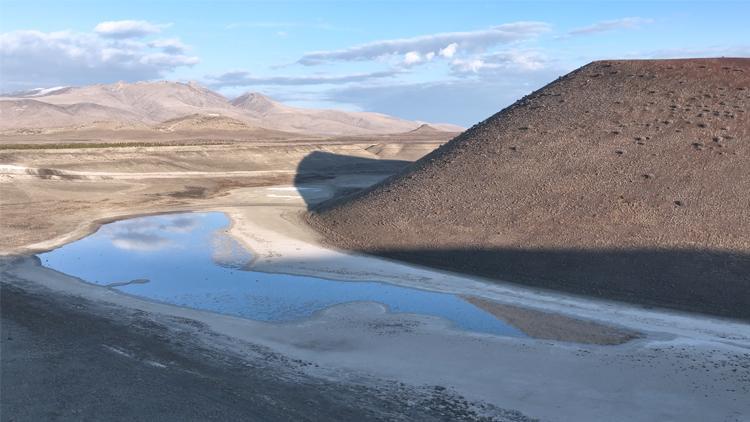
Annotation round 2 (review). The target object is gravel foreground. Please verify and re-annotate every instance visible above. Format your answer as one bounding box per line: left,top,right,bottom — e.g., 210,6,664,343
0,270,536,422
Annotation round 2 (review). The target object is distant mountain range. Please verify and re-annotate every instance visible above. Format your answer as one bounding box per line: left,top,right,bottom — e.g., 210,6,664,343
0,81,463,135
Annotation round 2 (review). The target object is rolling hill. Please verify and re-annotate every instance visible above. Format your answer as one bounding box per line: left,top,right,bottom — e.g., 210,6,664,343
0,82,461,136
232,92,463,135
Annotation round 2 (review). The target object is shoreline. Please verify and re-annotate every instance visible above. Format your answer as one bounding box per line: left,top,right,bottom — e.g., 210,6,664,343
8,196,750,346
221,203,750,346
3,191,750,420
30,206,638,345
3,212,749,420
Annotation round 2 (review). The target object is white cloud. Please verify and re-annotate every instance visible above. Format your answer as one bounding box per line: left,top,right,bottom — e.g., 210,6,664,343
111,233,173,251
566,17,653,37
159,215,201,233
94,20,166,39
0,29,198,92
148,38,187,54
439,43,458,58
451,58,486,73
297,22,550,65
451,50,549,74
206,69,400,88
326,65,562,126
103,215,200,250
141,52,199,67
403,51,422,65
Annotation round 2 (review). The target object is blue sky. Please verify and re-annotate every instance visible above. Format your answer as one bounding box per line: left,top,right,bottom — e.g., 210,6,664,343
1,0,748,125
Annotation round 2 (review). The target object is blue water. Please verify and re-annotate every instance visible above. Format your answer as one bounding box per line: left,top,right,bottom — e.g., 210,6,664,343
38,212,525,337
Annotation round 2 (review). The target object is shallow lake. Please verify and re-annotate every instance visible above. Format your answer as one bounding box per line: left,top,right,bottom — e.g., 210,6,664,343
38,212,525,337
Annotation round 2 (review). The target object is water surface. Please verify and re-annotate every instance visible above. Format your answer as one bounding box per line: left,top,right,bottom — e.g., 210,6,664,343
38,212,525,337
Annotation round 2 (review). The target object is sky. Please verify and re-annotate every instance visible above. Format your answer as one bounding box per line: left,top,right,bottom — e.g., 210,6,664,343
1,0,748,126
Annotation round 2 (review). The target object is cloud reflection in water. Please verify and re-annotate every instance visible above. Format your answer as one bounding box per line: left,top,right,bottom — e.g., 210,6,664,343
101,214,203,251
37,212,526,337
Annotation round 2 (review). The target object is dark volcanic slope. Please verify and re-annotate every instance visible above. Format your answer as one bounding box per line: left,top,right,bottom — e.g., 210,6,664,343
308,59,750,319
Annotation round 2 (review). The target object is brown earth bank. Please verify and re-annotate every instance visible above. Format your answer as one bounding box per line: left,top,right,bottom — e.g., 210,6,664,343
307,58,750,320
461,296,640,345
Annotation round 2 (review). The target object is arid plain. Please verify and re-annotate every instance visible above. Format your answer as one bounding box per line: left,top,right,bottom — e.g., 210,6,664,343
1,62,749,421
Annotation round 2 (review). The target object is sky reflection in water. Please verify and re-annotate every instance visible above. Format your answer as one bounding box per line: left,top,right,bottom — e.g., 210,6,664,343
38,212,525,337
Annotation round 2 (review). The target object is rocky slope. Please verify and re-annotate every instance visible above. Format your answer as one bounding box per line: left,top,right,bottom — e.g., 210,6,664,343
308,58,750,319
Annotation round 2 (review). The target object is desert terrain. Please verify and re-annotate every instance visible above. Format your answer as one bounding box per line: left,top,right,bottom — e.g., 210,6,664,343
1,61,749,422
0,82,461,135
309,58,750,319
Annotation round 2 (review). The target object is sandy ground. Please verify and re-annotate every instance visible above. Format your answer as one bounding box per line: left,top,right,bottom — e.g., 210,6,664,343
2,142,750,421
